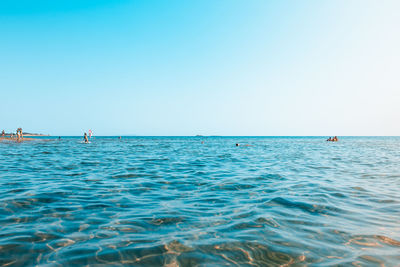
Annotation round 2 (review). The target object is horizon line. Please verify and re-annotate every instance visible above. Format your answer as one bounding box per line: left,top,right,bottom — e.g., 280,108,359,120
35,135,400,137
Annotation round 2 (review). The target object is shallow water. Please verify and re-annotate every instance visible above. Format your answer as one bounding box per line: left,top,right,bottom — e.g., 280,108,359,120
0,136,399,266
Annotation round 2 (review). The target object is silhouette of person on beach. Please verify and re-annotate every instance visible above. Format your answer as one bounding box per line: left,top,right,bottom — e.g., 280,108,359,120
1,130,4,137
84,133,89,143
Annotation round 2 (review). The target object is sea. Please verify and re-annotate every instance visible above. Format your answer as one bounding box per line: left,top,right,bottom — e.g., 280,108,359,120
0,136,399,266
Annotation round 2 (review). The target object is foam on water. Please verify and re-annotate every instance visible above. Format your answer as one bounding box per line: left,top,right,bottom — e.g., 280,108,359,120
0,136,399,266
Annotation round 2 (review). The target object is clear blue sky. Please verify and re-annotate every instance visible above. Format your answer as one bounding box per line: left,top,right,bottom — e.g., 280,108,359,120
1,0,399,136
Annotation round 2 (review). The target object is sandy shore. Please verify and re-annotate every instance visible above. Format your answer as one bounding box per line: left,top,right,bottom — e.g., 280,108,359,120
0,137,43,142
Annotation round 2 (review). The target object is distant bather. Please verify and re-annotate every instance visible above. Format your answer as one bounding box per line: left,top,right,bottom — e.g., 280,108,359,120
84,133,89,143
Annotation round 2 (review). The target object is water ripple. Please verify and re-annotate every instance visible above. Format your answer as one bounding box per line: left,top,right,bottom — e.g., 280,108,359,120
0,136,399,266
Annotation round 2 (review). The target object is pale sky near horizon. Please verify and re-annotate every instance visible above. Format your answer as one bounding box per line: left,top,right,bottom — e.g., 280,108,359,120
1,0,399,136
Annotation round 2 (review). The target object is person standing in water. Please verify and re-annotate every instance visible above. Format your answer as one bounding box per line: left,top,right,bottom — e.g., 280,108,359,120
84,133,89,143
16,128,23,142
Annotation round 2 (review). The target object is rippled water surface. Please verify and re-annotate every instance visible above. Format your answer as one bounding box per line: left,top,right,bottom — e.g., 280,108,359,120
1,136,399,266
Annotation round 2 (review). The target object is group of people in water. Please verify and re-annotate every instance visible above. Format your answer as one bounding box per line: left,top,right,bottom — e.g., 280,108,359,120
4,130,340,144
327,136,339,142
1,128,24,142
82,129,93,143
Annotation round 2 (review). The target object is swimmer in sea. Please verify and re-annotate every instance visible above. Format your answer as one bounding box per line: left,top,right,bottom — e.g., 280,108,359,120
84,133,89,143
327,137,332,141
333,136,338,142
236,143,252,147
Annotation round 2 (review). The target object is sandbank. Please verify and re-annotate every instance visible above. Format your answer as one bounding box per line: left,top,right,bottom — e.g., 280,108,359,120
0,137,47,142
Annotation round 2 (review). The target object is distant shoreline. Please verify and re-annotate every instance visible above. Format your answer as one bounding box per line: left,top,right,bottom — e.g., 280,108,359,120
0,137,43,142
23,134,50,137
1,133,49,136
0,133,52,142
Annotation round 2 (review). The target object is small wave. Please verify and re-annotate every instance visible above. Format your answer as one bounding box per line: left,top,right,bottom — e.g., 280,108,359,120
149,217,187,226
111,173,140,179
264,197,344,215
1,136,400,266
80,161,101,166
66,172,86,177
255,217,280,227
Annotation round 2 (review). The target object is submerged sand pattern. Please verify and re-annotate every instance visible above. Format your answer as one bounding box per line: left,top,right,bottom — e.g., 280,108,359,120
0,136,400,266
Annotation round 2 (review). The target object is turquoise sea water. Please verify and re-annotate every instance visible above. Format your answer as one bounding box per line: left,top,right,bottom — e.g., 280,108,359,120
0,136,399,266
